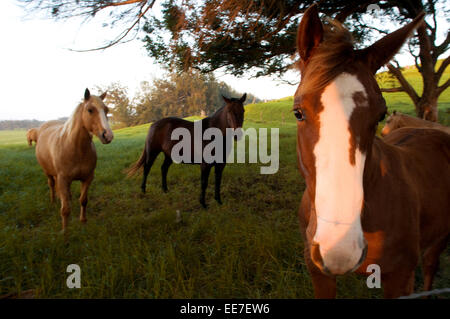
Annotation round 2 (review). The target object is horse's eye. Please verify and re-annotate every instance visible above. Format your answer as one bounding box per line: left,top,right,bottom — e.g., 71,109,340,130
294,109,305,121
379,111,387,122
88,108,94,114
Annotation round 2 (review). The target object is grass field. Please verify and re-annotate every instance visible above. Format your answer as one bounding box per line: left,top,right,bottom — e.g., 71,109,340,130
0,67,449,298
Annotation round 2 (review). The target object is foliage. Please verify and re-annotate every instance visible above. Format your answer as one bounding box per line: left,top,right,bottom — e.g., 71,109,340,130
95,82,134,129
97,71,261,127
18,0,449,120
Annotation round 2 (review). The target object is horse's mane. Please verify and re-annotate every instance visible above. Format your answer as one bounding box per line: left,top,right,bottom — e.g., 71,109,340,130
299,19,355,96
210,105,226,118
210,97,242,118
60,102,84,137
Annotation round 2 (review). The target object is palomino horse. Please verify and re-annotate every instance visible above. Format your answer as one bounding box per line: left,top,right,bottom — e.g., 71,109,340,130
26,128,38,146
35,89,114,231
128,94,246,208
381,111,450,136
295,5,449,298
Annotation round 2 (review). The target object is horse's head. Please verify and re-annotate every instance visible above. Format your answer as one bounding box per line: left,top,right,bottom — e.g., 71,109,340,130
295,4,424,276
81,88,114,144
380,111,400,136
222,93,246,138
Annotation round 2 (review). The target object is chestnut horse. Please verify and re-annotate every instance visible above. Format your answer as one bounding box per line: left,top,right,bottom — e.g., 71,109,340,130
35,89,114,231
26,128,38,146
381,111,450,136
128,94,246,208
295,5,449,298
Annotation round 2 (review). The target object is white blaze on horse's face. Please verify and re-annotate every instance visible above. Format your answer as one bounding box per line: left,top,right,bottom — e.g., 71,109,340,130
313,73,368,275
86,96,114,144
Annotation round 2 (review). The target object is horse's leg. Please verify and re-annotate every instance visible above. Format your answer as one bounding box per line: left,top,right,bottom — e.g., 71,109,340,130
161,154,173,192
47,175,56,203
305,250,337,298
382,269,415,298
200,163,212,208
422,235,448,291
57,176,72,231
141,150,158,194
214,163,225,205
79,173,94,224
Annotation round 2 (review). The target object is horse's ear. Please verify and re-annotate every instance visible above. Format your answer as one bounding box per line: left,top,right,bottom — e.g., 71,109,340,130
358,12,425,74
84,88,91,101
297,4,323,62
393,110,397,115
240,93,247,103
222,95,231,104
100,92,107,100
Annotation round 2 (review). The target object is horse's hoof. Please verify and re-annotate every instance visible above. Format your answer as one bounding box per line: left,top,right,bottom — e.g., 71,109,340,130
215,197,222,205
163,188,168,193
80,218,87,224
200,200,208,209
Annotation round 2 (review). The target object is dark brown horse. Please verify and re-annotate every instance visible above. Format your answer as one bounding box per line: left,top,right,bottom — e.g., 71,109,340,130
294,5,449,298
128,94,246,208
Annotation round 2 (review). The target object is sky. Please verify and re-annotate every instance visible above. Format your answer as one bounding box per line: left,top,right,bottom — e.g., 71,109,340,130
0,1,447,121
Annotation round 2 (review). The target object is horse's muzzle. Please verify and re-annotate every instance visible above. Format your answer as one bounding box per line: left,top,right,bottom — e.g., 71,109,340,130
311,241,368,276
99,129,114,144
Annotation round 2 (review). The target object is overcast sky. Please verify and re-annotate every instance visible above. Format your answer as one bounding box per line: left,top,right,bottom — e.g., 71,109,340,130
0,1,447,121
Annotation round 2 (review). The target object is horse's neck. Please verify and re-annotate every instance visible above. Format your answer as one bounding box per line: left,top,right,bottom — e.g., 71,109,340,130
363,137,410,198
61,106,93,151
364,138,390,182
401,115,432,128
209,107,227,131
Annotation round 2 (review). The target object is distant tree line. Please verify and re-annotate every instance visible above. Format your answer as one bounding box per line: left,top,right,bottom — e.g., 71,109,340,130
0,119,44,130
0,118,67,130
1,72,259,130
97,71,261,128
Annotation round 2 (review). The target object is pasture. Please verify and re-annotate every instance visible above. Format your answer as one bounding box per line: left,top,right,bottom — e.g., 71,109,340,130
1,76,449,297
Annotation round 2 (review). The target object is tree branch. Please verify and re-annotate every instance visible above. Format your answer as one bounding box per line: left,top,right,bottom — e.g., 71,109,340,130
437,78,450,96
385,63,419,104
435,31,450,57
68,0,155,52
380,87,405,92
436,55,450,82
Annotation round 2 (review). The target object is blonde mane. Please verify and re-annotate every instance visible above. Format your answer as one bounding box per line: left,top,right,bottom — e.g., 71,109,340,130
299,19,355,96
60,102,84,138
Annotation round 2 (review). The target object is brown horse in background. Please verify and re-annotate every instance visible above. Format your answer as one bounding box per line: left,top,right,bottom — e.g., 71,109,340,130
26,128,38,146
35,89,114,231
128,94,246,208
294,5,449,298
381,111,450,136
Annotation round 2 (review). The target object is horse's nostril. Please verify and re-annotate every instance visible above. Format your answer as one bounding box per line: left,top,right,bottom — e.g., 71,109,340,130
102,130,107,140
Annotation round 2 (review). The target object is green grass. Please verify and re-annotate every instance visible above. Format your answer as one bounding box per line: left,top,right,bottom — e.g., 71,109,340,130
0,66,449,298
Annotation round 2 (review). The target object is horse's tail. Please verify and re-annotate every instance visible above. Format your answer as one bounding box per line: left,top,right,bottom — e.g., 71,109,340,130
126,148,147,177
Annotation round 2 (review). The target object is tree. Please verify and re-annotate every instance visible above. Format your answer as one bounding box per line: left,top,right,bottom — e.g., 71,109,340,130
96,82,134,128
143,0,448,121
133,71,257,124
18,0,449,121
